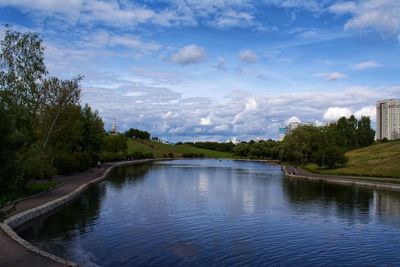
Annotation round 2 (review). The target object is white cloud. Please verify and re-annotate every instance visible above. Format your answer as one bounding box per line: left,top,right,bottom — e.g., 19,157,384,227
328,1,357,14
315,72,347,81
323,107,353,121
79,82,394,141
238,49,258,63
0,0,261,29
329,0,400,38
82,30,161,53
211,10,256,29
169,44,207,65
354,106,376,121
350,60,383,70
200,116,213,126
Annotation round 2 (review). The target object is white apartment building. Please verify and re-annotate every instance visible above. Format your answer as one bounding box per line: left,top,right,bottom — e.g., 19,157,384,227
376,99,400,140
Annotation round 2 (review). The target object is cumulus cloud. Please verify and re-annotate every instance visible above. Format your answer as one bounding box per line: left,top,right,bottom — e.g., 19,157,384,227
329,0,400,38
323,107,353,121
354,106,376,121
315,72,347,81
169,44,207,65
238,49,258,63
350,60,383,70
80,81,394,142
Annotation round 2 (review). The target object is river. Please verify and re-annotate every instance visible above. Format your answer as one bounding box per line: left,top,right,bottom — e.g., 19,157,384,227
17,159,400,266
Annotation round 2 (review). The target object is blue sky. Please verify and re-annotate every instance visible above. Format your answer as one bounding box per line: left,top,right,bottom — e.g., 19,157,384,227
1,0,399,142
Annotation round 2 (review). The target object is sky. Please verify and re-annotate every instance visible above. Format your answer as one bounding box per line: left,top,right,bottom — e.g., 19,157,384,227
0,0,399,142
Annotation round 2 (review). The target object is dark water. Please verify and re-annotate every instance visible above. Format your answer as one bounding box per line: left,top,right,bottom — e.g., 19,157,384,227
17,160,400,266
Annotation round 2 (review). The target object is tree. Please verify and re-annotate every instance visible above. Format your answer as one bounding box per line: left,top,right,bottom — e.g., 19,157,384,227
0,25,47,142
316,145,347,168
39,76,82,153
80,104,105,154
0,26,47,190
356,116,375,147
125,128,150,140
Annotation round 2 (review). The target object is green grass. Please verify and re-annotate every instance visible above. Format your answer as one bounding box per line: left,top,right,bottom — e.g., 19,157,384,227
305,140,400,179
22,181,62,197
127,139,233,159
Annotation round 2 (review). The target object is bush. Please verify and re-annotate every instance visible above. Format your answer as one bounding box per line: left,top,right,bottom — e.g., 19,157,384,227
316,145,347,169
168,152,174,158
100,151,126,162
182,153,205,158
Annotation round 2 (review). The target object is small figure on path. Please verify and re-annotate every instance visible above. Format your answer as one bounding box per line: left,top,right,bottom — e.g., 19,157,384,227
97,161,102,168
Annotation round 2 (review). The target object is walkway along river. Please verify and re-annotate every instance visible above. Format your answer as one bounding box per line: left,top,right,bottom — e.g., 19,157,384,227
3,159,400,266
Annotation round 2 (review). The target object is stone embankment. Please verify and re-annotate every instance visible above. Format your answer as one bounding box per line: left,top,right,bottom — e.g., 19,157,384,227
283,165,400,192
0,159,157,267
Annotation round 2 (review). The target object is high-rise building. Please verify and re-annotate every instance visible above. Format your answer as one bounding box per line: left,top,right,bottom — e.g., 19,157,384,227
376,99,400,140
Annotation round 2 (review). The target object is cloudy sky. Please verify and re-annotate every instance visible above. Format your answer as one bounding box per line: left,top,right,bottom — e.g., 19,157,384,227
1,0,399,142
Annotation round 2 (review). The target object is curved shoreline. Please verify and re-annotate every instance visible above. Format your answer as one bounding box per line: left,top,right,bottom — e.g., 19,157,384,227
2,159,400,266
282,165,400,192
0,159,159,266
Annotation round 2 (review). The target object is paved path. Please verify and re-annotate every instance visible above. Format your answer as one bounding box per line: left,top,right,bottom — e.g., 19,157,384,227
0,161,136,266
285,165,400,190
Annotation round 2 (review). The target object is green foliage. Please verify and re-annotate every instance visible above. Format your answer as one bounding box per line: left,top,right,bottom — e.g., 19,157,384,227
0,27,106,197
306,141,400,178
128,139,232,158
315,145,347,168
182,153,205,158
0,196,15,222
184,142,235,153
127,151,154,160
101,134,128,162
233,116,374,169
125,128,150,140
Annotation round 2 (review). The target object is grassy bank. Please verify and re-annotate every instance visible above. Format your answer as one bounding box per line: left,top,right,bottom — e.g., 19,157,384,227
127,139,233,159
305,141,400,178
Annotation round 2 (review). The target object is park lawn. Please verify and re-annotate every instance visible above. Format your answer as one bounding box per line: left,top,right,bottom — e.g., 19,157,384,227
127,139,233,159
305,141,400,178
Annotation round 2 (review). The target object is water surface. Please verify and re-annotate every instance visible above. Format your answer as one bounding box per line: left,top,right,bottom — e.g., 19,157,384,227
18,160,400,266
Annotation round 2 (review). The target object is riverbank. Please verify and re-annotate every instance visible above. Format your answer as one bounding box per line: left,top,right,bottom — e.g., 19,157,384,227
284,165,400,192
0,159,158,267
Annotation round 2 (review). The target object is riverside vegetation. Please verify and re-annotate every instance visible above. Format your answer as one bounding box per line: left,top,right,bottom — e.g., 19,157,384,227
0,26,389,221
0,27,129,209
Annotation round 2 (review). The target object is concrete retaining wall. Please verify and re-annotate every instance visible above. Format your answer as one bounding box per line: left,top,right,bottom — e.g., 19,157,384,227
282,165,400,192
1,159,158,266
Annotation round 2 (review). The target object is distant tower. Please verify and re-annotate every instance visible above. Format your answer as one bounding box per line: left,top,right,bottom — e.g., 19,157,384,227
110,118,117,135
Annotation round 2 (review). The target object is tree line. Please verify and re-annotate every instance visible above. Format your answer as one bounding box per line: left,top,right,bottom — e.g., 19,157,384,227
0,27,128,200
233,116,375,168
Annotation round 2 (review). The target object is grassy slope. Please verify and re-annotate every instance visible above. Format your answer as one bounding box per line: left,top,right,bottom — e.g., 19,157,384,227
127,139,233,159
306,141,400,178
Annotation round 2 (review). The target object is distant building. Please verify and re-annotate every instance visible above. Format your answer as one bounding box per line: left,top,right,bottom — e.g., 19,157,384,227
288,121,301,134
110,118,117,135
376,99,400,140
278,126,287,141
228,137,240,145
